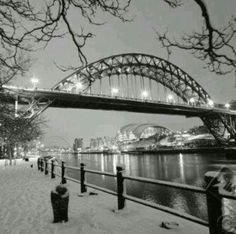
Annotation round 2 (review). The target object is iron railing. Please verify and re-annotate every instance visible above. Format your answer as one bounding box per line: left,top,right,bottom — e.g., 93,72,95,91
37,158,236,234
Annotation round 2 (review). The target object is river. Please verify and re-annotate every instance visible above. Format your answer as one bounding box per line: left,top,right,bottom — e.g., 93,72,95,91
53,152,236,221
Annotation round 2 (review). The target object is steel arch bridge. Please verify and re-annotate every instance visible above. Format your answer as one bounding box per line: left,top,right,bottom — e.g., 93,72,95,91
2,53,236,145
53,53,211,104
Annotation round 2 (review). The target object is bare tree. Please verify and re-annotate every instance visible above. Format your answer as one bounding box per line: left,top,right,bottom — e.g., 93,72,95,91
156,0,236,76
0,103,45,163
0,0,131,85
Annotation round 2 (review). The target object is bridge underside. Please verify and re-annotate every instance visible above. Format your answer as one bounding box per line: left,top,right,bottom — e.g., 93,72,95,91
1,91,215,117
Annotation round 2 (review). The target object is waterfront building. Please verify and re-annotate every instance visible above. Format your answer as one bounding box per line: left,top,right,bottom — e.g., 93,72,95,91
117,123,170,143
73,138,83,152
117,124,217,151
183,134,216,147
116,123,171,151
89,136,118,151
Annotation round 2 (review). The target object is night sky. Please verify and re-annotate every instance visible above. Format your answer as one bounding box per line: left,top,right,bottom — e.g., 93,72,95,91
14,0,236,146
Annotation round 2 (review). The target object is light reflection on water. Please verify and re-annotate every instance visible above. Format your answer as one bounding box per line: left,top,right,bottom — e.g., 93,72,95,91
55,152,236,221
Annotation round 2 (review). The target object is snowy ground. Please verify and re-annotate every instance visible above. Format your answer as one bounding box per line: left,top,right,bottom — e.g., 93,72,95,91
0,159,208,234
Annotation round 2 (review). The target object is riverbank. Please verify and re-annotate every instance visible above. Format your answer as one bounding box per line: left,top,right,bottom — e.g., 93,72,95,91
121,147,227,155
0,159,208,234
74,146,236,156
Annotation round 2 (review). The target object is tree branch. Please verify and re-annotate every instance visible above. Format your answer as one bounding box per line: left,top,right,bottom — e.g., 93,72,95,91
0,0,132,85
157,0,236,75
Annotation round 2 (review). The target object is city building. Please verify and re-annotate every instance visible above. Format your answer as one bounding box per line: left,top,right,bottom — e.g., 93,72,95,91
73,138,83,152
89,136,118,151
117,124,216,151
117,123,171,143
116,123,171,151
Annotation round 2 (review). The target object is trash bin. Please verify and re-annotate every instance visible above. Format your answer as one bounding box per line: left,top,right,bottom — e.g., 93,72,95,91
51,184,69,223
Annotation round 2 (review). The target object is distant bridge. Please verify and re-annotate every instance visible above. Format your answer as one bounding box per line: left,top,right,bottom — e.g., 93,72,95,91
1,53,236,145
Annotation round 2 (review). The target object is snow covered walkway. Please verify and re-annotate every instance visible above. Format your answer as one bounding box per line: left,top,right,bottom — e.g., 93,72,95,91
0,159,208,234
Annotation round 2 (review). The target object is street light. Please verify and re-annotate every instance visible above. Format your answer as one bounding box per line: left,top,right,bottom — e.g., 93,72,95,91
225,103,230,109
75,81,83,92
141,90,148,99
111,87,119,96
189,97,195,105
31,77,39,89
207,99,214,107
167,94,174,103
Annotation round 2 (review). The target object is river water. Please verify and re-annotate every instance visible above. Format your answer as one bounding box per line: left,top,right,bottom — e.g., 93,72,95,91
55,152,236,221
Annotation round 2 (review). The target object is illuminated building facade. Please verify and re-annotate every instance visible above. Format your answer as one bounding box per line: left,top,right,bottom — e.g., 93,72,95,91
117,123,171,143
73,138,83,152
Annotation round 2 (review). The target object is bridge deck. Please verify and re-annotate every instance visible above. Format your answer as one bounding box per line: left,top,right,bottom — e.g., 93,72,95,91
1,87,236,117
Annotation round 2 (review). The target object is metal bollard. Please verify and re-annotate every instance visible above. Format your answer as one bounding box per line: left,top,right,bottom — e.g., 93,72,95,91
61,161,66,184
51,160,55,179
51,184,69,223
45,160,48,175
80,163,87,193
116,166,125,210
37,158,40,170
204,172,222,234
40,159,44,172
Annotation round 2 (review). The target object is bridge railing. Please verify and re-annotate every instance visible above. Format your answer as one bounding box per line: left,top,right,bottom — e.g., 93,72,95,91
39,87,215,110
37,158,236,233
4,85,236,114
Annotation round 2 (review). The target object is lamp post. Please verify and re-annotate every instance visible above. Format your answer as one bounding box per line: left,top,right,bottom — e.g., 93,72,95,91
225,103,230,109
31,77,39,89
75,82,83,93
111,87,119,96
189,97,195,106
207,99,214,108
141,90,148,100
167,94,174,103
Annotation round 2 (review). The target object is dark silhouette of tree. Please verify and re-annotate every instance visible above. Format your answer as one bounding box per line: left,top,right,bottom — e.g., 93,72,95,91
0,0,131,162
0,0,131,85
0,103,44,163
156,0,236,76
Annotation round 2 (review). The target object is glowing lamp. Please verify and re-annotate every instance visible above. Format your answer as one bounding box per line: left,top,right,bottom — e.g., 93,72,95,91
111,87,119,95
141,90,148,98
225,103,230,109
75,82,83,90
207,99,214,107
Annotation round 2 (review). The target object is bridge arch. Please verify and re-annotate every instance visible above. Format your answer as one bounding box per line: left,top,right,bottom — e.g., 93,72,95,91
53,53,211,104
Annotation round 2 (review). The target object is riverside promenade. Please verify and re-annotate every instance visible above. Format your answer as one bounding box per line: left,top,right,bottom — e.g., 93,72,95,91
0,159,208,234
